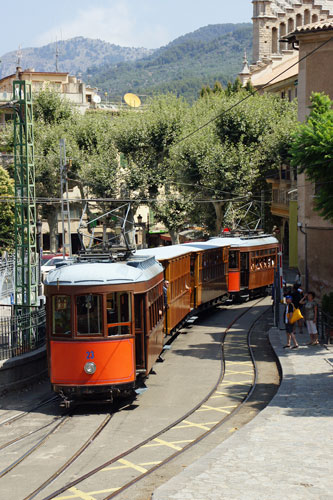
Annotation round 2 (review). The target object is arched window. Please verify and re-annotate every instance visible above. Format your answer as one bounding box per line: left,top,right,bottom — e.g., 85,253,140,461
312,14,318,23
287,18,294,49
272,27,278,53
279,23,286,52
296,14,302,27
304,9,310,25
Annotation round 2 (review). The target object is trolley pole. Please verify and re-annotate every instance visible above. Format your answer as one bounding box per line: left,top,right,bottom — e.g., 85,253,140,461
59,139,72,258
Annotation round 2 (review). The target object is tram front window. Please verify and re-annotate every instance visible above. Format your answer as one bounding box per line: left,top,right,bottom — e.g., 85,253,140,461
107,292,131,336
76,294,103,336
52,295,71,336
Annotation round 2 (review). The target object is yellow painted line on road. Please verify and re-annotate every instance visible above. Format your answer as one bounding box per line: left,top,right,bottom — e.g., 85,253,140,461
196,404,237,414
103,459,146,473
143,438,193,450
225,369,253,375
103,460,162,472
226,361,252,366
56,487,96,500
118,458,148,473
219,380,252,386
174,420,219,430
215,391,248,399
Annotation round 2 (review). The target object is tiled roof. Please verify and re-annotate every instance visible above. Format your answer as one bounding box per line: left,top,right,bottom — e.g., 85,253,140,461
294,20,333,32
284,19,333,39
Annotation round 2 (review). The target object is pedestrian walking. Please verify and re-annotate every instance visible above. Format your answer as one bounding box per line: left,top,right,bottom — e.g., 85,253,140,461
284,295,299,349
299,292,319,345
291,284,304,334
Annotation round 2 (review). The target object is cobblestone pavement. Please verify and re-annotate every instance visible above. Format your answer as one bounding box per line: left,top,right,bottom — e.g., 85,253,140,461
152,326,333,500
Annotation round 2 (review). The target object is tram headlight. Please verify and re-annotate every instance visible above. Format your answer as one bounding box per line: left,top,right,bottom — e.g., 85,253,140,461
84,362,96,375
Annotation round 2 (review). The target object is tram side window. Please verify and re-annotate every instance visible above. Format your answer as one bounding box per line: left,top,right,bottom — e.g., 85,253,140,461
107,292,131,336
76,294,103,336
52,295,71,336
229,251,239,269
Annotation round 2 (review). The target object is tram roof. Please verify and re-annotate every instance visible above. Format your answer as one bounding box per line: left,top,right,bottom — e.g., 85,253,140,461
208,235,279,248
45,257,163,286
181,240,231,251
135,245,193,260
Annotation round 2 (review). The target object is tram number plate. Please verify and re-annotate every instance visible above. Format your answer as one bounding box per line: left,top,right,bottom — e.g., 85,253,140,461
86,351,95,360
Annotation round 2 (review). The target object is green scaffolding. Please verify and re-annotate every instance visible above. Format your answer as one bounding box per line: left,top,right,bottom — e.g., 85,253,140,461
13,80,38,315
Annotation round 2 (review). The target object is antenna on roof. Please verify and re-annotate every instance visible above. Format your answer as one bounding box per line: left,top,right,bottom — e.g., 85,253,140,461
16,45,22,67
55,38,60,72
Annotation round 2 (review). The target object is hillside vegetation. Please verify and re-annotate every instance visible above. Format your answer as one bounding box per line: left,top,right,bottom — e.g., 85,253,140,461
85,24,252,101
0,37,153,79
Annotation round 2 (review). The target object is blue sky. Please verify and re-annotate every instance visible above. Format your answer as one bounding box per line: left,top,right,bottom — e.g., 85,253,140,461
1,0,252,54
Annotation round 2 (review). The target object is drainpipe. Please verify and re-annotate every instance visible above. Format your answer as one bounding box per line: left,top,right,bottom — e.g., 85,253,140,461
298,223,308,291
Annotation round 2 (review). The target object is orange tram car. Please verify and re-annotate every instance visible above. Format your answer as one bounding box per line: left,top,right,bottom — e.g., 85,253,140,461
44,235,278,404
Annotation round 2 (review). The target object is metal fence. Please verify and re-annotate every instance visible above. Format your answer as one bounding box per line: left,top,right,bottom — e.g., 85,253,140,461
318,309,333,344
0,254,15,307
0,306,46,360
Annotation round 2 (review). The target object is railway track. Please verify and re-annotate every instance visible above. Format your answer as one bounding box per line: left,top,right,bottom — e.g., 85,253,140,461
0,396,59,427
30,299,270,500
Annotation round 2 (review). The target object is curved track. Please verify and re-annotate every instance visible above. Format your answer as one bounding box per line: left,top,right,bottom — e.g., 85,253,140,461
36,299,269,500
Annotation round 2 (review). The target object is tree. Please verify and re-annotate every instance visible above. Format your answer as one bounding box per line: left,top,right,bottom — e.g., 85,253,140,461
172,90,297,233
113,95,192,241
290,92,333,222
0,166,14,250
33,88,75,125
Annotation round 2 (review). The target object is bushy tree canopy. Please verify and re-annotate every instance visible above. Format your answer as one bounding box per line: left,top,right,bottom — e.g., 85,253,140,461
290,92,333,222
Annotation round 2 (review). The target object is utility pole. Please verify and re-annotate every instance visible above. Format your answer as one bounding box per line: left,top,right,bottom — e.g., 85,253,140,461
261,190,265,230
60,139,72,258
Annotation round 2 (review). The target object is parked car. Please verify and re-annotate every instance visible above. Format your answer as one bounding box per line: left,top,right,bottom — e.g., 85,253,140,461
41,257,69,281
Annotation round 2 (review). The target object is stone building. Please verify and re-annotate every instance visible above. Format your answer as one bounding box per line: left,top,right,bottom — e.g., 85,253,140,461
241,1,333,270
0,68,99,126
284,21,333,296
241,0,333,97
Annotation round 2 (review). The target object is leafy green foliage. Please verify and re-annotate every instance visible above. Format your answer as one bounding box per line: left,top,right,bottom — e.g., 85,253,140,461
33,88,76,125
0,166,14,250
290,92,333,222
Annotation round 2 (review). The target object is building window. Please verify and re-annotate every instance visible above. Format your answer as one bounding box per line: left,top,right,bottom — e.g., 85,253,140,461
86,94,92,103
272,27,278,53
288,89,292,102
304,9,310,25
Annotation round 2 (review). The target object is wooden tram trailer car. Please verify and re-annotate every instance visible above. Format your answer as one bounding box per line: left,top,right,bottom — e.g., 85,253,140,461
210,235,279,301
44,235,277,403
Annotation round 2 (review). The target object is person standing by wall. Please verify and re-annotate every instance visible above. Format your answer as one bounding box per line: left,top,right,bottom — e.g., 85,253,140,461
284,295,299,349
300,292,319,345
291,284,304,334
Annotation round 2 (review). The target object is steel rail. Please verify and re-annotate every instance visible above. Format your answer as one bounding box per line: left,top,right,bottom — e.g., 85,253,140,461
0,415,70,478
23,400,135,500
40,299,266,500
101,302,267,500
0,396,59,427
0,416,67,451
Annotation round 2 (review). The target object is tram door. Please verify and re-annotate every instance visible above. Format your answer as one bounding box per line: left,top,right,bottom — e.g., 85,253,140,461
134,294,146,370
240,252,249,288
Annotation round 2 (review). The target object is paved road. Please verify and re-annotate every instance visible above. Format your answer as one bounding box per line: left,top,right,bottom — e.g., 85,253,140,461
152,326,333,500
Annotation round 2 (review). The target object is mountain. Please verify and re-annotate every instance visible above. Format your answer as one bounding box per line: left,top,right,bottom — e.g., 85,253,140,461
0,23,252,101
84,24,252,101
0,37,154,79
